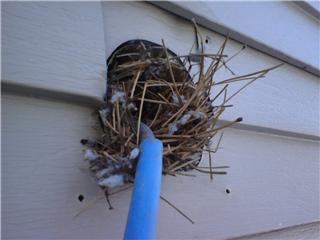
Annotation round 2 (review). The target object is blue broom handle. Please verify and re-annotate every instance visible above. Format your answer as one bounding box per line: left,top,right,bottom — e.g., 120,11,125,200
124,137,163,240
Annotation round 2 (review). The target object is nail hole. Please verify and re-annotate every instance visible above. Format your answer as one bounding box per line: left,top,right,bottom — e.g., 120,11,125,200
225,188,231,194
78,194,84,202
205,36,210,44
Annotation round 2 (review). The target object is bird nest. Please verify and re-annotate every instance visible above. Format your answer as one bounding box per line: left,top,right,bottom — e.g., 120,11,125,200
81,25,279,192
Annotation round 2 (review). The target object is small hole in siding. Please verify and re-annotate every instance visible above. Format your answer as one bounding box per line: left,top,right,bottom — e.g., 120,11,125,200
205,36,210,44
78,194,84,202
225,188,231,194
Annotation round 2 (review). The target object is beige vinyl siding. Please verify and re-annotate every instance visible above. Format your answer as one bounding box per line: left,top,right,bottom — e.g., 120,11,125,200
2,1,319,239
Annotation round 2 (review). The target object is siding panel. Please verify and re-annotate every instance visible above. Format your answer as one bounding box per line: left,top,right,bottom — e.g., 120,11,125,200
2,2,106,101
2,2,319,239
151,1,320,76
2,94,319,239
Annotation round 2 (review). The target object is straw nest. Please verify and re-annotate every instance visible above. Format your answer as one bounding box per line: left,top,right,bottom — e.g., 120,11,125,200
81,23,280,192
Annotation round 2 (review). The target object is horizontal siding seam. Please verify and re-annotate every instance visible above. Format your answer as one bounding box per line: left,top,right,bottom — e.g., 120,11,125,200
293,1,320,21
2,80,103,108
226,121,320,143
3,81,319,142
149,1,320,77
228,220,320,240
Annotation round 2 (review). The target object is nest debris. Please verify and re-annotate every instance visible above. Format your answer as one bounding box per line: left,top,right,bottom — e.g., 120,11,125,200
81,24,281,194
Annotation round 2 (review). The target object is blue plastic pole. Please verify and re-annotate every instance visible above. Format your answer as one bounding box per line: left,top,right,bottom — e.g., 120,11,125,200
124,137,163,240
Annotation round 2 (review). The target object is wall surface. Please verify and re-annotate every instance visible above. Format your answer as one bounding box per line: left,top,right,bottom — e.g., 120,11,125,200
2,1,106,102
232,221,320,240
151,1,320,75
2,1,319,239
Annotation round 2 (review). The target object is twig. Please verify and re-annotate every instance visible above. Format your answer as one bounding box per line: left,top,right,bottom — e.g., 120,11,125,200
102,151,119,163
198,118,242,138
162,39,181,99
217,45,246,71
190,164,227,174
214,64,283,85
207,145,213,181
103,119,119,134
136,83,148,144
130,70,141,98
197,165,229,169
170,158,202,172
149,104,162,128
160,195,195,224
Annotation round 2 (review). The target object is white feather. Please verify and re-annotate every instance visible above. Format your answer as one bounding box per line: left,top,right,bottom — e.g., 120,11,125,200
168,113,192,135
99,108,110,120
127,103,137,111
98,174,125,188
188,110,205,119
95,167,114,178
168,122,179,135
84,149,98,161
111,91,126,104
172,93,186,105
129,148,140,160
179,113,192,125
